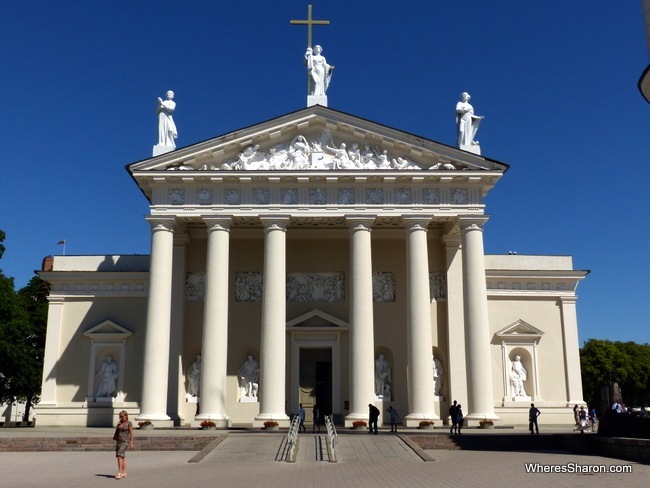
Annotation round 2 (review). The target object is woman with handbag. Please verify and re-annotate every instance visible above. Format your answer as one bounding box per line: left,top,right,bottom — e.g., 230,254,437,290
114,410,134,479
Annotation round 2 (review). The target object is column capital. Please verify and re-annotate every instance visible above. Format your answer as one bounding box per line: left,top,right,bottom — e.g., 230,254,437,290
459,216,489,233
203,216,232,233
402,215,433,233
260,215,290,232
346,215,376,232
145,216,177,233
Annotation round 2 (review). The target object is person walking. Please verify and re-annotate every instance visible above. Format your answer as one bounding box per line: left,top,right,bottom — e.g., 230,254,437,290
298,404,306,433
456,404,464,435
387,406,400,433
114,410,134,479
529,403,541,434
368,403,380,434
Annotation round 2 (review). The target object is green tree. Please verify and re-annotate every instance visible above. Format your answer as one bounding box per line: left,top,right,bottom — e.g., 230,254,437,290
580,339,650,408
0,230,49,420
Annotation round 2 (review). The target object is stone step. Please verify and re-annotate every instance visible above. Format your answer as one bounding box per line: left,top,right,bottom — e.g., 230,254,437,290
0,435,221,453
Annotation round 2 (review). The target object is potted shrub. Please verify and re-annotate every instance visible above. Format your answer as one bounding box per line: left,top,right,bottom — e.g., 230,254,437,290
479,418,494,429
352,420,367,430
200,420,217,430
418,420,435,430
263,420,279,430
138,420,154,430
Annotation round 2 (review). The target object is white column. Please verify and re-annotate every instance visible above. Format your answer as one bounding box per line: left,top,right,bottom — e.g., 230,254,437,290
403,217,438,425
559,296,585,405
442,233,469,411
460,217,497,421
345,216,376,426
169,231,189,423
196,217,232,426
39,296,65,406
137,217,175,424
255,216,290,425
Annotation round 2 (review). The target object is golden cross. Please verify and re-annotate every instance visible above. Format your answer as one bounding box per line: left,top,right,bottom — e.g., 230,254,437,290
290,4,330,49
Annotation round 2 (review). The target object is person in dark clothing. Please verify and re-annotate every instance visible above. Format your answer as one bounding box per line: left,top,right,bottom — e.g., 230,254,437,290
529,403,541,434
312,404,321,433
368,403,380,434
456,404,464,435
449,400,459,435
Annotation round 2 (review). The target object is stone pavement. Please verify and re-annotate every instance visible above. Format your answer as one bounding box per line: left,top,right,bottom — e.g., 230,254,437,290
1,427,648,487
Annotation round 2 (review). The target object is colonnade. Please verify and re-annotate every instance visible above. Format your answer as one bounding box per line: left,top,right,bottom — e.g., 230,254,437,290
135,214,497,425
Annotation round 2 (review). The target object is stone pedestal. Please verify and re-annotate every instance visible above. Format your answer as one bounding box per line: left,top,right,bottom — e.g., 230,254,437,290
460,144,481,155
307,95,328,107
153,145,175,157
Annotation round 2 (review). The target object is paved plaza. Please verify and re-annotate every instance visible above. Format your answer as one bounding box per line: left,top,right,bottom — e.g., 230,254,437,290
1,427,647,487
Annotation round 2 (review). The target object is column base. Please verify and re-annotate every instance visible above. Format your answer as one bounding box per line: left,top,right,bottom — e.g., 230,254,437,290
464,412,500,427
253,412,290,428
344,412,371,428
194,414,230,428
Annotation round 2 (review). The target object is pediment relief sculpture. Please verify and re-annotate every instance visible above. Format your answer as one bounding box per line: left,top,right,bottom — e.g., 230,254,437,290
164,132,466,172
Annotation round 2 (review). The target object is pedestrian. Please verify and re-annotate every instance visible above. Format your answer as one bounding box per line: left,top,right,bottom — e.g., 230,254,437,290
114,410,134,479
578,405,587,434
572,404,580,432
368,403,380,434
589,406,598,432
449,400,459,435
312,404,321,433
298,403,306,432
456,404,464,435
529,403,541,434
387,406,400,432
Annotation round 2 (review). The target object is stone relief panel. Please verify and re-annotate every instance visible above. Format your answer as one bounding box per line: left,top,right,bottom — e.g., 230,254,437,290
225,189,241,205
252,188,270,205
365,188,384,205
451,188,468,204
309,188,327,205
169,188,185,205
281,188,299,205
429,272,447,300
287,273,344,302
185,272,205,302
372,272,396,302
196,189,213,205
422,188,440,204
394,188,412,204
235,272,263,302
338,188,355,204
166,132,457,172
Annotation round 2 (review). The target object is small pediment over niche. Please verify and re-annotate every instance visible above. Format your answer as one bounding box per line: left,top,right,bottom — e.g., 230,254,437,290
286,309,349,329
495,320,544,343
83,320,133,342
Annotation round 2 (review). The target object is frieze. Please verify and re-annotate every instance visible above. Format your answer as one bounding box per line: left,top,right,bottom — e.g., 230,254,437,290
185,272,205,301
372,272,396,302
429,272,447,300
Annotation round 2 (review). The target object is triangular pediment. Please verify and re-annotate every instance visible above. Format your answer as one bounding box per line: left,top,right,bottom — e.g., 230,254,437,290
128,105,507,176
286,309,348,329
84,320,133,341
495,320,544,339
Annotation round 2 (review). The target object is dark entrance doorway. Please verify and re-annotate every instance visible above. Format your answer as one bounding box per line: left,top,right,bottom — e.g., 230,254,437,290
299,348,332,422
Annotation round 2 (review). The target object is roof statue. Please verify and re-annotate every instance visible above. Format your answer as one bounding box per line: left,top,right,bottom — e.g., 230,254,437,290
153,90,177,157
455,92,484,155
291,5,332,107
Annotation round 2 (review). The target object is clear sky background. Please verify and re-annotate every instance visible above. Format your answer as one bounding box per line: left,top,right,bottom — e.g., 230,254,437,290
1,1,648,345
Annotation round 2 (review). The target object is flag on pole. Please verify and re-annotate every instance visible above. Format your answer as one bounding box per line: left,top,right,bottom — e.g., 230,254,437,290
57,240,65,245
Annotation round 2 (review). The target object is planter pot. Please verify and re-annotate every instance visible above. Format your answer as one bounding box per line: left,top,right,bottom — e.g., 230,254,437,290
202,425,216,430
479,424,494,429
264,424,279,431
418,424,434,430
352,425,367,430
139,423,154,430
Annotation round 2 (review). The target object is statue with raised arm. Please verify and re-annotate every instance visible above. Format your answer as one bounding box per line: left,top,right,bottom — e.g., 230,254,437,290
305,45,334,96
433,355,444,396
96,355,118,398
455,92,484,147
157,90,178,147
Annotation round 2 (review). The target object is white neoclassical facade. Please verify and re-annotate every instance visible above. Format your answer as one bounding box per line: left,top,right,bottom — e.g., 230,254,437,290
37,106,587,427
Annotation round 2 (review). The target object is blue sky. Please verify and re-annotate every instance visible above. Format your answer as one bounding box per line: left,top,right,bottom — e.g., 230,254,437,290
1,1,648,345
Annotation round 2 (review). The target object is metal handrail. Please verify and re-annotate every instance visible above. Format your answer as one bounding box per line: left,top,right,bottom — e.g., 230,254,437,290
324,414,338,462
286,415,300,462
